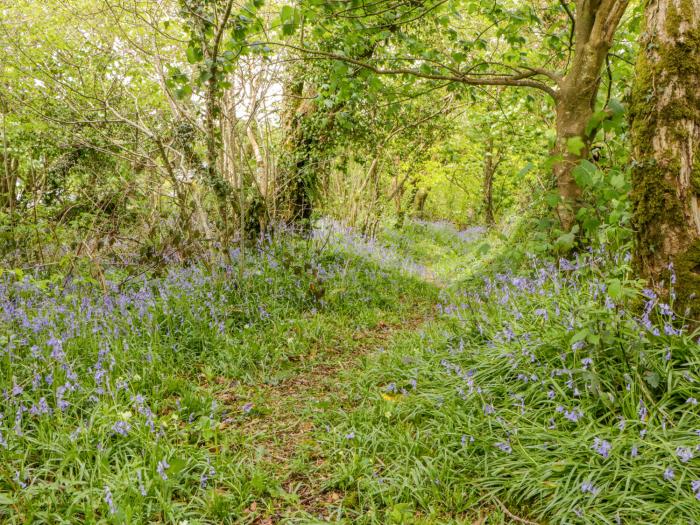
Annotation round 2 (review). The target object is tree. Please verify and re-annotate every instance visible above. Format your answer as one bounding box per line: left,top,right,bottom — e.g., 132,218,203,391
630,0,700,317
281,0,630,230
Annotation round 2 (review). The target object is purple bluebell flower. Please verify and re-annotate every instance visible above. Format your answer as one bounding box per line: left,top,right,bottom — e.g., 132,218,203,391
242,402,253,414
345,431,355,439
581,481,599,496
677,447,694,463
157,459,169,480
691,480,700,500
14,471,27,489
495,441,512,454
664,467,675,481
104,485,116,515
136,469,147,496
592,438,612,459
112,421,131,436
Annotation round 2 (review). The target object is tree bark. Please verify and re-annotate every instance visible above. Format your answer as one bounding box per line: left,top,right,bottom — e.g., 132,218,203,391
630,0,700,317
482,137,502,227
553,0,629,230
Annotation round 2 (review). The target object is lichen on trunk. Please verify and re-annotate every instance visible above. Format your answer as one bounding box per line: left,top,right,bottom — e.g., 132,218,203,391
630,0,700,318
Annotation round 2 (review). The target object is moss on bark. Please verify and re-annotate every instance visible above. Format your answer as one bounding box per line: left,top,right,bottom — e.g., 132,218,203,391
630,1,700,318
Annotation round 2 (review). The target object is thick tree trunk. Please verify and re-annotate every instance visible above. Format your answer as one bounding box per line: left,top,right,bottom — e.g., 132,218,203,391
630,0,700,317
552,0,629,230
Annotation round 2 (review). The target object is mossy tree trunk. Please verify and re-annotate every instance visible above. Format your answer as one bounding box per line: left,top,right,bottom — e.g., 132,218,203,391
631,0,700,317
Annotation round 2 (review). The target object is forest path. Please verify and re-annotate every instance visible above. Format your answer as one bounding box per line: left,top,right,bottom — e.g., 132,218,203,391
239,303,437,524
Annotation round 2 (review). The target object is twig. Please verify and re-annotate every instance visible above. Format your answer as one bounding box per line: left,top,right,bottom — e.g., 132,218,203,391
492,496,541,525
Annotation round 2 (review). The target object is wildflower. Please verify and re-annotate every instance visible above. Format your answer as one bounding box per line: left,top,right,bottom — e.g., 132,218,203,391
592,438,612,459
495,441,512,454
136,469,147,496
112,421,131,436
631,445,639,458
617,417,626,431
581,481,599,496
638,401,648,422
663,467,675,481
241,402,253,414
14,471,27,489
104,485,116,515
581,357,593,369
564,407,583,423
483,404,495,415
345,431,355,439
157,459,170,480
29,397,51,416
687,398,698,406
676,447,694,463
691,480,700,500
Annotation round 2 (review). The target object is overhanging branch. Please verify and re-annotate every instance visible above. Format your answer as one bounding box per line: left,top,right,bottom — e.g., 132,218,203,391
270,43,559,100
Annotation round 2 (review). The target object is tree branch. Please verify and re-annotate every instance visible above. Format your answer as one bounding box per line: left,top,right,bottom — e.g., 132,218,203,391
270,43,558,99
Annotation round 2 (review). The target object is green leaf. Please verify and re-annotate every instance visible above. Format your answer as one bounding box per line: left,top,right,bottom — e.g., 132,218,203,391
644,370,660,388
566,136,585,155
0,493,15,505
280,5,294,22
186,46,202,64
544,191,560,207
572,328,589,343
572,160,597,188
607,278,623,300
174,85,192,100
610,173,625,189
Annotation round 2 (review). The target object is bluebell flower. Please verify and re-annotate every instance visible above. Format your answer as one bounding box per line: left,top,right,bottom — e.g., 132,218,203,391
495,441,512,454
136,469,147,496
663,467,675,481
676,447,694,463
691,480,700,500
592,438,612,459
104,485,116,515
112,421,131,436
157,459,169,480
581,481,599,496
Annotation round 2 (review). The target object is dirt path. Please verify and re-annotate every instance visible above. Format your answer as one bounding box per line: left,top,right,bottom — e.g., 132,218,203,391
236,308,435,523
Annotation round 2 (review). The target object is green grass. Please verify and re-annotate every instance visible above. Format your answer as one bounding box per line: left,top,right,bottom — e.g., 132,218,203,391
3,220,700,524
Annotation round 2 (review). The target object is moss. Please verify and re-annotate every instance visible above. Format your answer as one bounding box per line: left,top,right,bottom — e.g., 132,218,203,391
690,154,700,194
675,240,700,317
630,7,700,318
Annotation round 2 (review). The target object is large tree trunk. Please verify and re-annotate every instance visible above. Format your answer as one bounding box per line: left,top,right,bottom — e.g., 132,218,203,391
630,0,700,317
552,0,629,230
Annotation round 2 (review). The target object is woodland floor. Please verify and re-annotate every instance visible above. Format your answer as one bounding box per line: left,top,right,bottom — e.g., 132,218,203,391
195,227,519,524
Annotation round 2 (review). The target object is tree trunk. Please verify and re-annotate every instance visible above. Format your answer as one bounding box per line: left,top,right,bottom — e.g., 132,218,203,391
552,0,629,230
413,187,429,219
482,137,501,227
630,0,700,317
